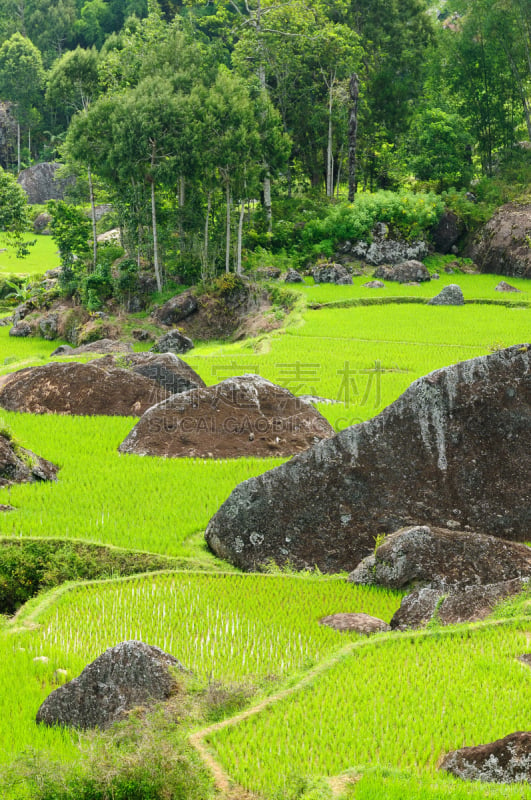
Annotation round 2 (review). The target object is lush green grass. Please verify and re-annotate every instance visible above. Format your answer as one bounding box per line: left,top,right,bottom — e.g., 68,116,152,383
300,271,530,304
0,276,529,799
0,412,284,557
208,621,531,797
0,235,60,276
0,572,402,768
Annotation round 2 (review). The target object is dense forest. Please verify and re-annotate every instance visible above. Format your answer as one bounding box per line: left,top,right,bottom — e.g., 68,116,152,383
0,0,530,287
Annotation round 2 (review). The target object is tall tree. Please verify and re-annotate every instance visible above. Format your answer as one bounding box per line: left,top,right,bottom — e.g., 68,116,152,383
0,32,44,171
47,46,100,266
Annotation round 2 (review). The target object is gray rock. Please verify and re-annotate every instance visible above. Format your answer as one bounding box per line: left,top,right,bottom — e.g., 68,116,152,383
51,339,133,357
349,526,531,590
495,281,521,293
152,292,198,326
95,352,205,396
17,163,74,205
390,578,530,630
150,330,194,355
0,431,58,487
349,227,428,266
319,613,390,634
374,260,430,283
430,209,464,254
38,314,59,341
427,284,465,305
312,263,352,285
362,280,385,289
284,268,304,283
36,641,186,729
9,322,31,337
33,212,52,233
467,203,531,278
205,345,531,573
440,732,531,783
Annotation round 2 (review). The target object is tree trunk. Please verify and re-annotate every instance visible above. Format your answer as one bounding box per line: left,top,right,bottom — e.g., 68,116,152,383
236,200,245,275
17,120,20,174
28,128,31,162
179,176,185,207
225,182,231,273
348,72,360,202
263,172,272,233
151,180,162,293
203,190,211,279
326,77,334,198
88,166,97,271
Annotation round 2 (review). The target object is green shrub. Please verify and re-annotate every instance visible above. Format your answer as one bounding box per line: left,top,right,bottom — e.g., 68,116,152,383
0,539,177,615
5,710,213,800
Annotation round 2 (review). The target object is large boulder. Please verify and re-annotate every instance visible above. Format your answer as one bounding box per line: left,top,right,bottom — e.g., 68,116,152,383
0,361,173,416
312,263,352,285
17,162,73,205
374,260,430,283
150,330,194,355
152,292,198,326
36,641,185,730
0,431,58,486
427,284,465,305
390,578,530,630
96,352,205,395
348,526,531,589
467,203,531,278
119,375,334,459
284,268,304,283
205,345,531,573
440,732,531,784
430,209,464,254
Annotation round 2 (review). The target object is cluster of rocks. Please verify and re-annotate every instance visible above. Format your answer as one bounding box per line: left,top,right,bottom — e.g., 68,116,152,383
341,222,429,266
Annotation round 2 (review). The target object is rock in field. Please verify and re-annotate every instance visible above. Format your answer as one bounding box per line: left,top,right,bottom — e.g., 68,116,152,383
390,578,530,630
96,352,205,395
0,432,58,486
440,732,531,783
205,345,530,573
427,284,464,305
362,280,385,289
51,339,133,356
319,613,390,634
0,361,173,416
150,330,194,355
119,374,334,459
284,268,304,283
349,526,531,590
495,281,521,293
374,260,430,283
36,641,186,729
312,263,352,285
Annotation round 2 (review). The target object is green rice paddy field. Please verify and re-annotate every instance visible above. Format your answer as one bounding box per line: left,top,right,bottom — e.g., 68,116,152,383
0,270,529,799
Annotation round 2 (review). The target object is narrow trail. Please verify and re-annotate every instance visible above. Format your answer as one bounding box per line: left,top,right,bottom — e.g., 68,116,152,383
189,637,361,796
188,614,531,798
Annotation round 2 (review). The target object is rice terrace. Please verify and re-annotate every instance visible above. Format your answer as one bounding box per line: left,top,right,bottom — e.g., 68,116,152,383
0,1,531,797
